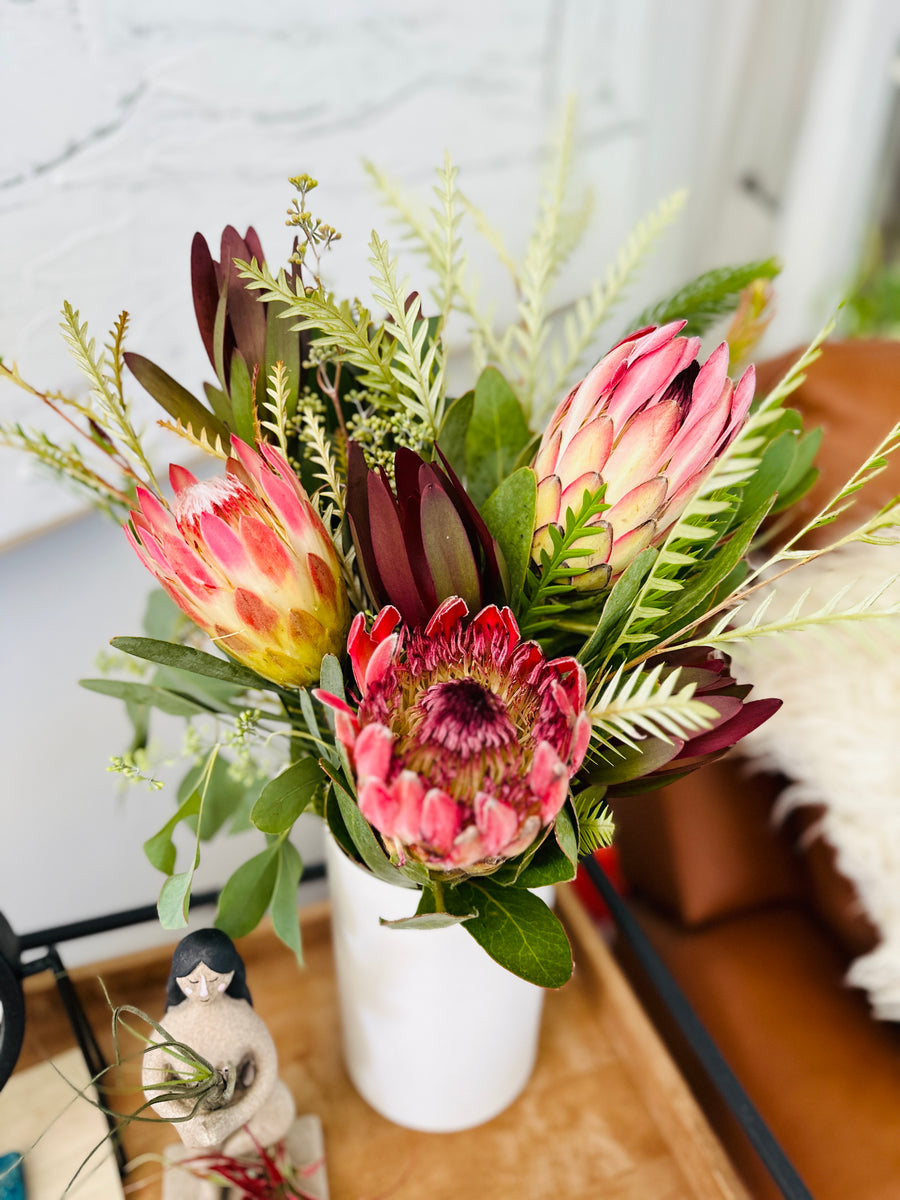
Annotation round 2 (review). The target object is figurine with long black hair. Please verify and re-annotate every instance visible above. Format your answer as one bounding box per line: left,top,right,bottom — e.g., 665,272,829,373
142,928,296,1186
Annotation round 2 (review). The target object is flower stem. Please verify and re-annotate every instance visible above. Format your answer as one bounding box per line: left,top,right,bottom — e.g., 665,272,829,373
432,879,446,913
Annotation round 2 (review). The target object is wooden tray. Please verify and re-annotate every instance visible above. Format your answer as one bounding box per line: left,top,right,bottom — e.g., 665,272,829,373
16,887,748,1199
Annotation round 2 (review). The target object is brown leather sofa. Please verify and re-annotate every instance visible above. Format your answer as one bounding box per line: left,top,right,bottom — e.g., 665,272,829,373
609,341,900,1199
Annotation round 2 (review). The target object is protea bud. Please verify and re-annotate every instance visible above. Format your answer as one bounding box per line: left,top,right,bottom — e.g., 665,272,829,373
346,444,505,628
125,437,349,688
532,321,755,591
601,647,781,796
316,597,591,874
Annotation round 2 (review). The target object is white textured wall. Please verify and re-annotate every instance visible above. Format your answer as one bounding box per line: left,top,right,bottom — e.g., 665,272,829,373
1,0,896,964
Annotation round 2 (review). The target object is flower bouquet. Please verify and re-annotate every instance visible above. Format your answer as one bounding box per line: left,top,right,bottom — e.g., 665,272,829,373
4,142,900,1010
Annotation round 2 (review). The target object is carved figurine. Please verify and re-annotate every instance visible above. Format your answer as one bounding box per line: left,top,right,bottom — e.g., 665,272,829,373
143,929,298,1197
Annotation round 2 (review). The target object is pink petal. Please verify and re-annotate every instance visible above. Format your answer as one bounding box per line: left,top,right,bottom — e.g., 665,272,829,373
534,474,561,527
570,712,592,772
559,471,604,519
364,632,399,691
604,338,696,430
306,551,338,606
533,427,563,480
605,476,668,539
425,596,468,638
474,792,519,857
169,463,199,494
540,771,570,823
198,511,252,577
348,607,401,695
602,400,681,504
358,779,398,835
529,740,564,795
624,320,687,364
557,416,614,481
560,342,632,447
239,515,292,584
234,588,279,633
353,722,394,783
391,771,426,843
421,788,461,854
608,520,658,574
135,487,176,537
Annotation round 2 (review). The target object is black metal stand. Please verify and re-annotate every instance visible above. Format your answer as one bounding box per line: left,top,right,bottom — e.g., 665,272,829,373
580,853,814,1200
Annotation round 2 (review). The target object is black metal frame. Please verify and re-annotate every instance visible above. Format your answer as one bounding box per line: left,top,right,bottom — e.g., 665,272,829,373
581,854,813,1200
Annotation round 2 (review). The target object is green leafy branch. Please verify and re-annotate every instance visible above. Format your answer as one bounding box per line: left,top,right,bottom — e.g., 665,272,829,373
589,661,718,747
631,257,781,338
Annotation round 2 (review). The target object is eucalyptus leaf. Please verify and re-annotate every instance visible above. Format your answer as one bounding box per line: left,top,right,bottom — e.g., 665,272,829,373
271,841,304,964
481,468,538,613
455,879,573,987
215,845,280,940
80,677,213,717
251,757,325,834
379,911,473,930
465,367,532,508
144,789,202,875
110,637,273,693
319,654,346,703
158,869,197,929
177,756,262,842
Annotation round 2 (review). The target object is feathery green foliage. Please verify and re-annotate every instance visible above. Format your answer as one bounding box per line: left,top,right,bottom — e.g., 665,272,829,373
631,257,781,338
589,662,718,748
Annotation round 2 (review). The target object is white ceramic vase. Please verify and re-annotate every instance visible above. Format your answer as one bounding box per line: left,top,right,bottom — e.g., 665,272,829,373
324,834,552,1133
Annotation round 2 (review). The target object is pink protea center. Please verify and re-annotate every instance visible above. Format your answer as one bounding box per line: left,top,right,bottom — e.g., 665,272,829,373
317,597,592,873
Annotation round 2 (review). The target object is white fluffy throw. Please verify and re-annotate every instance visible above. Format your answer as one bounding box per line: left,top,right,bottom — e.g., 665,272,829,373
730,537,900,1019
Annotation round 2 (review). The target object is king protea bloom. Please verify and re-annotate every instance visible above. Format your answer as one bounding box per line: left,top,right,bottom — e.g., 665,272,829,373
125,437,349,688
532,321,755,591
316,597,591,873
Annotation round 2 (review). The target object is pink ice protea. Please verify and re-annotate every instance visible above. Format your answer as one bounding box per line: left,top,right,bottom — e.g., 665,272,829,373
126,437,349,688
316,597,592,873
532,321,755,591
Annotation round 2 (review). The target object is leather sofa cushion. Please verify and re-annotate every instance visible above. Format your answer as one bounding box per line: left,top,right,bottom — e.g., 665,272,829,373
609,759,801,927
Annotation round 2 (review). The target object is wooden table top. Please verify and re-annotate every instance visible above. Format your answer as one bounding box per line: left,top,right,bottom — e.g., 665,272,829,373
16,886,748,1200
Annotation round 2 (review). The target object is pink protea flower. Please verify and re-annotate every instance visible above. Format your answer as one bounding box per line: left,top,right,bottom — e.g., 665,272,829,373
316,597,592,874
532,321,756,591
125,437,349,688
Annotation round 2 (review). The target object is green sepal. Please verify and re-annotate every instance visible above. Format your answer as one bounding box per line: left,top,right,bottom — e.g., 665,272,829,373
465,367,532,508
454,878,573,988
251,757,325,834
481,467,538,614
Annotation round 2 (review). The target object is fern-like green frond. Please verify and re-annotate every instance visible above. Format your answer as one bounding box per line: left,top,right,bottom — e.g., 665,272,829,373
631,257,781,337
589,662,718,746
367,231,446,437
572,790,615,856
239,262,399,401
429,152,465,327
156,419,230,461
260,362,291,456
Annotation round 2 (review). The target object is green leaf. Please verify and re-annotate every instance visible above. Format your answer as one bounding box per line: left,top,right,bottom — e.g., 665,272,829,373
203,381,235,427
177,756,262,841
264,299,302,418
481,468,538,613
577,549,657,667
554,804,578,864
436,390,474,479
586,736,678,786
124,352,229,445
215,845,280,940
420,485,482,610
455,878,573,987
80,677,213,717
515,834,577,888
319,654,345,702
271,840,304,964
772,427,822,513
630,257,781,337
465,367,532,508
380,889,475,931
732,429,797,523
158,870,197,929
144,789,202,874
229,350,257,443
110,637,276,692
251,757,325,834
142,589,185,641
